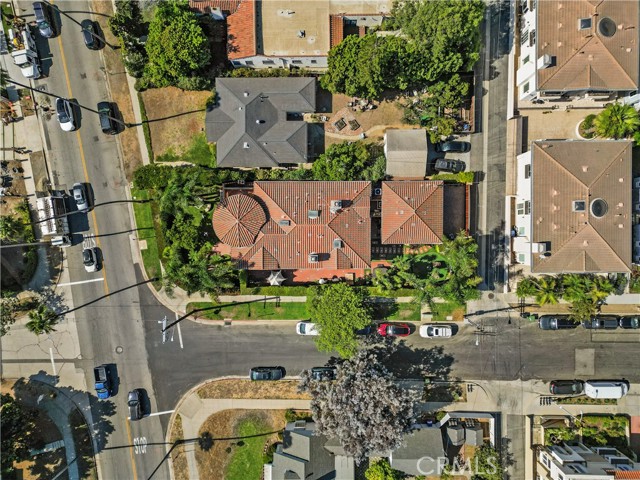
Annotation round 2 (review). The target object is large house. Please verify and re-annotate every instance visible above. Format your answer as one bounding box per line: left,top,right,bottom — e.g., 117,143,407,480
205,77,316,168
538,442,640,479
512,140,634,274
516,0,640,102
189,0,390,69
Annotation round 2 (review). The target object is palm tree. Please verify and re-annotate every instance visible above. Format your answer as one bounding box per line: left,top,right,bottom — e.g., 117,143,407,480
516,277,537,299
594,103,640,139
561,273,589,303
26,304,58,335
588,275,613,303
535,276,559,305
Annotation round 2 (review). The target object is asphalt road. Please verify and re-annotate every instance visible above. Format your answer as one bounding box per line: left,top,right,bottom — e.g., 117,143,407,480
26,0,169,478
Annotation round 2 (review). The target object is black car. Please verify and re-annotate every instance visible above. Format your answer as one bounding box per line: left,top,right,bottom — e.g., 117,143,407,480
250,366,285,381
434,140,471,153
538,315,578,330
434,158,466,173
98,102,117,135
549,380,584,395
310,367,337,381
33,2,54,38
128,389,143,421
619,316,640,329
582,316,618,330
81,19,99,49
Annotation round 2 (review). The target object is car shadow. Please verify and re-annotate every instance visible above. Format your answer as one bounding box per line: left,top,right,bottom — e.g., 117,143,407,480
107,363,120,396
70,98,82,130
111,102,125,134
138,388,151,417
33,32,54,77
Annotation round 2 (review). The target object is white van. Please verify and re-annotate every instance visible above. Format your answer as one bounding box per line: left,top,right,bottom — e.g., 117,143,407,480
584,380,629,399
51,235,72,247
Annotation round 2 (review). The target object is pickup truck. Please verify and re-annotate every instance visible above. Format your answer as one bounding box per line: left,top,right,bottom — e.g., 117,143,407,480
93,365,111,399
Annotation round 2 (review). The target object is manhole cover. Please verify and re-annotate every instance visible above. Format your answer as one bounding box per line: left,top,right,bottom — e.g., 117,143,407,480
488,293,495,299
115,346,123,354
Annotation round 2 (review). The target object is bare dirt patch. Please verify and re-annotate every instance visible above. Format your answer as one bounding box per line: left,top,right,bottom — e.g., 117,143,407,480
140,88,210,158
169,414,190,480
195,409,286,480
197,379,310,400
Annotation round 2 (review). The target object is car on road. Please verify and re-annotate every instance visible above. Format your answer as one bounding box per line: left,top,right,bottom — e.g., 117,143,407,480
619,316,640,329
296,321,319,336
538,315,578,330
33,2,54,38
98,101,117,135
250,366,285,381
549,380,584,395
82,247,99,273
72,182,89,211
419,324,453,338
582,316,618,330
56,98,76,131
434,140,471,153
434,158,466,173
377,323,411,337
81,19,99,49
584,380,629,399
310,366,337,381
128,389,143,421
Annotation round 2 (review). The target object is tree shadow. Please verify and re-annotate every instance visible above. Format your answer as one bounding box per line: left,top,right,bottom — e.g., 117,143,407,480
11,371,116,479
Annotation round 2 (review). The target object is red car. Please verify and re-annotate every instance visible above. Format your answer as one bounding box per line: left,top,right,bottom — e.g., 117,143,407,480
377,323,411,337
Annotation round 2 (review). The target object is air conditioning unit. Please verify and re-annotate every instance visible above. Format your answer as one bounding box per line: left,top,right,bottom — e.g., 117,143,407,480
308,253,319,263
333,239,342,249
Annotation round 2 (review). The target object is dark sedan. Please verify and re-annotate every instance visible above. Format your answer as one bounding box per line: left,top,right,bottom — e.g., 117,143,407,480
377,323,411,337
250,366,285,381
619,316,640,329
582,316,618,330
434,140,471,153
538,315,578,330
549,380,584,395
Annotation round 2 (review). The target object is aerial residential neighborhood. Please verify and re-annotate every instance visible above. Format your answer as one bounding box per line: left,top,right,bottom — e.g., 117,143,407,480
1,0,640,479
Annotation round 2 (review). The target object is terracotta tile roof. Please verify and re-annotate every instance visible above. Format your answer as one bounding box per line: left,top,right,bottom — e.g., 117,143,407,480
381,181,444,245
614,472,640,479
531,140,633,273
212,193,267,247
536,0,639,92
212,181,372,270
329,15,344,48
189,0,255,59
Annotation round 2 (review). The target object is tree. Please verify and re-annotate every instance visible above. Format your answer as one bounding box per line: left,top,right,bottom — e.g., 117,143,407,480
307,284,372,358
299,342,417,461
163,246,238,296
144,0,211,88
0,296,19,336
594,103,640,139
433,232,482,304
535,276,559,306
365,458,405,480
471,443,504,480
312,141,373,181
0,214,24,241
26,303,58,335
1,393,38,477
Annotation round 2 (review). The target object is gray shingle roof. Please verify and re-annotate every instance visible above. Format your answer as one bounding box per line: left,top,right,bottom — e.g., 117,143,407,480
390,427,446,476
206,78,316,167
385,129,428,178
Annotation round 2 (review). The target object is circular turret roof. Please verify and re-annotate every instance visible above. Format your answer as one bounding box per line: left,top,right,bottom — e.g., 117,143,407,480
212,194,266,247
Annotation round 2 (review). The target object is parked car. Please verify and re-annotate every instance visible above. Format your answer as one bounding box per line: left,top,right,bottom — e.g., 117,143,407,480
619,316,640,329
434,140,471,153
434,158,466,173
127,389,143,420
296,321,319,336
419,324,453,338
310,366,337,381
97,101,117,135
93,365,111,399
355,325,374,335
33,2,54,38
82,247,99,273
538,315,578,330
582,316,618,330
72,182,89,211
250,366,285,381
81,19,99,49
584,380,629,399
377,323,411,337
549,380,584,395
56,98,76,131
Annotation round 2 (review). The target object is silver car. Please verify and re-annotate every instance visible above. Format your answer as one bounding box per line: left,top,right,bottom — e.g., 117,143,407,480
72,183,89,211
56,98,76,132
82,247,99,273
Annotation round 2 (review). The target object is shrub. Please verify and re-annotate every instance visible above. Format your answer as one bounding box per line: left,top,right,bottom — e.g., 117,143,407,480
174,75,212,91
238,270,248,289
430,171,475,183
123,50,147,78
137,92,154,159
133,164,174,190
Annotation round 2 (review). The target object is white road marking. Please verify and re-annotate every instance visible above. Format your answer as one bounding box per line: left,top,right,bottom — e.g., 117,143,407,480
133,436,147,454
177,322,184,349
57,277,104,287
145,410,175,418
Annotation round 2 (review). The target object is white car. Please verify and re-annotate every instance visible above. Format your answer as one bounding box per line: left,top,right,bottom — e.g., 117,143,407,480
82,247,99,272
56,97,76,131
419,324,453,338
72,183,89,212
296,321,319,336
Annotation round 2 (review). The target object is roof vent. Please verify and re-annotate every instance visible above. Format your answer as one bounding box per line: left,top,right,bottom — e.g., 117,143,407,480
243,142,250,149
278,219,290,226
591,198,608,218
598,17,616,37
308,210,319,219
572,200,586,212
374,188,382,196
330,200,343,214
308,253,319,263
243,91,249,97
579,17,592,30
333,239,342,249
297,30,305,38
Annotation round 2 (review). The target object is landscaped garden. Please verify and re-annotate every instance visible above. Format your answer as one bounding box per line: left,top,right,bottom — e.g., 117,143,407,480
544,415,631,457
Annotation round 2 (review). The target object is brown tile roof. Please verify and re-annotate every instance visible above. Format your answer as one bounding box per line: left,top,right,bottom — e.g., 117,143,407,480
536,0,639,92
189,0,256,59
212,193,267,247
212,181,372,270
614,472,640,479
329,15,344,48
381,181,444,245
531,140,633,273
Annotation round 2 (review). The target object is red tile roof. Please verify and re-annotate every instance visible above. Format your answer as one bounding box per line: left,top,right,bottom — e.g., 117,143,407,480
212,193,267,247
189,0,255,59
329,15,344,48
381,181,444,245
614,472,640,479
212,182,372,270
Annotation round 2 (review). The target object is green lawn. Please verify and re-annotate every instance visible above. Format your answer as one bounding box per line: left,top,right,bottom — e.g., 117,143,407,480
225,415,270,480
187,301,310,320
156,133,216,168
385,302,421,321
430,300,466,321
131,189,162,289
